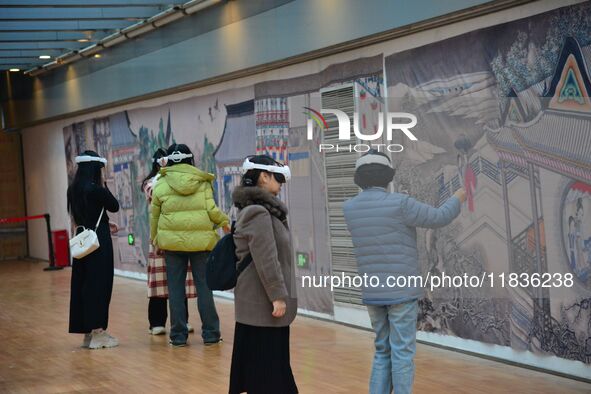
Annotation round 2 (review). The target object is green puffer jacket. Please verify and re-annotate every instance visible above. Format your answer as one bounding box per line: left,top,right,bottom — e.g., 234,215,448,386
150,164,229,252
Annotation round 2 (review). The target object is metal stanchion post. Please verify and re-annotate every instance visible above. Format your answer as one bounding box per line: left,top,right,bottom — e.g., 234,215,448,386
43,213,63,271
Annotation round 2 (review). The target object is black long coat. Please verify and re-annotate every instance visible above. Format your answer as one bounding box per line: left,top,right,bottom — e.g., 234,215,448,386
68,182,119,333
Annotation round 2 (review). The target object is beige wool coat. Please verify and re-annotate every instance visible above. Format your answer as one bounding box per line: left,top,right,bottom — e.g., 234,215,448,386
232,186,298,327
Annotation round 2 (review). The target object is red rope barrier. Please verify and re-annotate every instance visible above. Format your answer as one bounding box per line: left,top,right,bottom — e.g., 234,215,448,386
0,213,62,271
0,214,46,224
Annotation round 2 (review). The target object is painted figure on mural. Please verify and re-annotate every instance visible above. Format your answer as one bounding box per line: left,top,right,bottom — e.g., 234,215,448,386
563,184,591,285
574,198,588,275
454,135,476,213
568,216,578,273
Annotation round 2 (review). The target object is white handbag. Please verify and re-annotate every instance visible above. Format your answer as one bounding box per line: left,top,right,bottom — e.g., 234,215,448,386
69,208,104,259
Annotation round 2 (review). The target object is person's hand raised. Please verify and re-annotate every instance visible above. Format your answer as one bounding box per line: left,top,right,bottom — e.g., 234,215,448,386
454,188,467,204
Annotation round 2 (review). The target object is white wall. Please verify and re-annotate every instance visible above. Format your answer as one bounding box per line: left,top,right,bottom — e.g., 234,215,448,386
22,122,70,259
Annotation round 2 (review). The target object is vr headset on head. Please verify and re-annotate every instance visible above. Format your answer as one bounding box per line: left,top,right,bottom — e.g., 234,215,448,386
355,153,392,169
151,150,193,167
167,151,193,163
241,157,291,183
75,155,107,165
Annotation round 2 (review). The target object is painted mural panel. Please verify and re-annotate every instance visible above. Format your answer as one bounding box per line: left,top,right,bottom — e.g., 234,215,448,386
63,87,254,276
253,56,385,313
253,93,331,313
385,2,591,363
62,85,332,314
126,87,254,273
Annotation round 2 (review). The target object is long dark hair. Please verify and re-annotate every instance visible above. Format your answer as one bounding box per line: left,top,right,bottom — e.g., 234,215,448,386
67,150,104,225
141,148,167,188
166,143,194,166
240,155,284,187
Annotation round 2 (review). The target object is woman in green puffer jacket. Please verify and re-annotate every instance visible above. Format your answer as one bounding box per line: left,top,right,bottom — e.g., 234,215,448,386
150,143,229,347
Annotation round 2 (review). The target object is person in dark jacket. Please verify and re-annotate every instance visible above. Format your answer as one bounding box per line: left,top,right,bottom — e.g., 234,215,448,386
229,155,298,394
67,150,120,349
343,150,465,394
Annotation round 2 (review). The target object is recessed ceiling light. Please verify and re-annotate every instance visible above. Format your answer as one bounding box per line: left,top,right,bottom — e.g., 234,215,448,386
93,54,102,59
78,38,90,43
39,55,51,59
9,68,20,72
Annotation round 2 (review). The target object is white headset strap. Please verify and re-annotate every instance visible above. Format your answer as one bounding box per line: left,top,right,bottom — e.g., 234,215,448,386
168,151,193,163
241,159,291,179
95,208,105,230
243,162,279,172
355,154,392,169
75,155,107,165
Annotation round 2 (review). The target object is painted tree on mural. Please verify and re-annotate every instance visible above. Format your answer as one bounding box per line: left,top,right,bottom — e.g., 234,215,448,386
199,135,220,203
416,209,510,345
492,3,591,96
200,135,216,174
138,116,175,165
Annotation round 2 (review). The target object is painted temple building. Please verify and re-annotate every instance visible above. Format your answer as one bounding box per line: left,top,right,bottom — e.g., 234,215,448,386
486,36,591,362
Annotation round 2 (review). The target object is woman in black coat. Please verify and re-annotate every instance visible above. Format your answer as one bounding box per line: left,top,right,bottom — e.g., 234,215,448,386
67,150,120,349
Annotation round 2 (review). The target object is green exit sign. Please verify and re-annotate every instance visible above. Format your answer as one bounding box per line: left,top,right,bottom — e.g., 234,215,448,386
128,233,135,246
296,252,309,269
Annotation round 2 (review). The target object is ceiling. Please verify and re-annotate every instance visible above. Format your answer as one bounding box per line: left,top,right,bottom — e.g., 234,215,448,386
0,0,189,72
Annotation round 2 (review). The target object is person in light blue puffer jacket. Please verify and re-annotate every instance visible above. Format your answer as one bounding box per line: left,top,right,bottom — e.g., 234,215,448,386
343,150,466,394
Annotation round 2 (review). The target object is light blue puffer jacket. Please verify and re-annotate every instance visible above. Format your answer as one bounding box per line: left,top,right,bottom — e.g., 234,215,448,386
343,187,461,305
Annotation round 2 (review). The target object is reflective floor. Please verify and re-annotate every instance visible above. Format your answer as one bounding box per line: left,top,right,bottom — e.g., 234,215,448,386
0,260,589,393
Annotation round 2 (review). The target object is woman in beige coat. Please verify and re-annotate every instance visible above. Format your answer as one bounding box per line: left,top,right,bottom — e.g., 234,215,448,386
229,155,298,394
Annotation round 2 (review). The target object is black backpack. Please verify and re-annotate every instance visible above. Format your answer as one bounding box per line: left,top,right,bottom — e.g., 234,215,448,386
206,223,252,291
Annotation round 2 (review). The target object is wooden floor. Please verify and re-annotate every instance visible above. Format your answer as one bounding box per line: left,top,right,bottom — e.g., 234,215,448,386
0,260,589,394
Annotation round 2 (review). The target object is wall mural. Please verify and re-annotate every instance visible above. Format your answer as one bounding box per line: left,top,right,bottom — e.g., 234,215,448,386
385,2,591,363
62,2,590,363
63,87,253,276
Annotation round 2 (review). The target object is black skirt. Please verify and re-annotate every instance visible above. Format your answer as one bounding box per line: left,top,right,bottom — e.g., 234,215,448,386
69,224,114,333
229,322,298,394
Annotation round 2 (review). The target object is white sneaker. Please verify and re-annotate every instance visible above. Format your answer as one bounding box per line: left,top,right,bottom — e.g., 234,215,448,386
89,330,119,349
168,340,187,347
81,333,92,348
204,338,223,346
187,323,194,333
149,326,166,335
